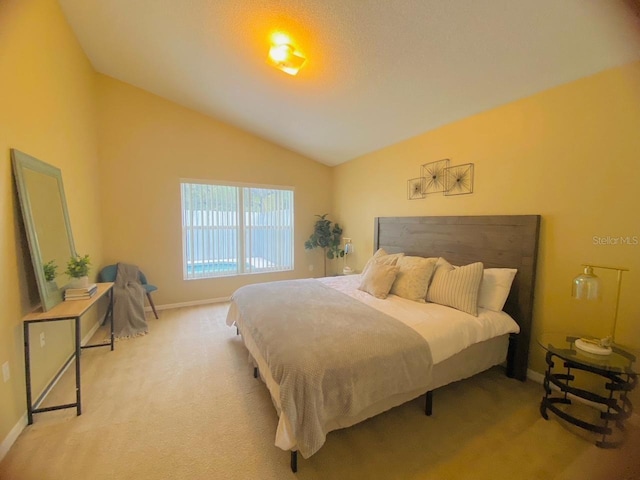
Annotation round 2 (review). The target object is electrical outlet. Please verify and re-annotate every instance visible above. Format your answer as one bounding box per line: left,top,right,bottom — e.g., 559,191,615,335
308,264,314,272
40,332,46,348
2,362,9,383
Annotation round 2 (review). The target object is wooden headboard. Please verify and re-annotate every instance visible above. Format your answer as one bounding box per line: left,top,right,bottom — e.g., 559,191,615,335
374,215,541,381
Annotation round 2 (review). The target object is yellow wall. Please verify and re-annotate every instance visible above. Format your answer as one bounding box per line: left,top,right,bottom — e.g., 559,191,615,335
0,0,103,446
333,62,640,380
0,0,331,451
2,0,638,456
96,75,333,304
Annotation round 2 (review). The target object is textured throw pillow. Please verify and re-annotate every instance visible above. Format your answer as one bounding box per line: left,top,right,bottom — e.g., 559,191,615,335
426,258,484,316
362,248,404,275
390,256,438,302
358,262,400,299
478,268,517,312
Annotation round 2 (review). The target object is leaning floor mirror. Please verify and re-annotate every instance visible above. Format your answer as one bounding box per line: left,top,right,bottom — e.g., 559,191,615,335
12,149,77,311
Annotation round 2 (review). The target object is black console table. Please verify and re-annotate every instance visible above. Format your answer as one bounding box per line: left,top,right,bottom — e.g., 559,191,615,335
23,282,114,424
538,333,637,448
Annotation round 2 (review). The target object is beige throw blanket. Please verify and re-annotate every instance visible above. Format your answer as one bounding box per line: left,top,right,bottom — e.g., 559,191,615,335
112,263,148,339
231,279,433,458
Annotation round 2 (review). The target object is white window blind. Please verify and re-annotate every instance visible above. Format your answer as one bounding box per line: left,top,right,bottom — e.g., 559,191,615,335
181,181,294,279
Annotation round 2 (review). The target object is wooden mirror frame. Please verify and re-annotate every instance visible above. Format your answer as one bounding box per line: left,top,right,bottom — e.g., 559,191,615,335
12,149,77,311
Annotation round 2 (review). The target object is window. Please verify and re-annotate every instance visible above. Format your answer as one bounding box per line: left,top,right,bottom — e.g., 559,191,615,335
181,181,294,279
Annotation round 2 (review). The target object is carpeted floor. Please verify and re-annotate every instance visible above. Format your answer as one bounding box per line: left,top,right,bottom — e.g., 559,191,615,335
1,303,638,480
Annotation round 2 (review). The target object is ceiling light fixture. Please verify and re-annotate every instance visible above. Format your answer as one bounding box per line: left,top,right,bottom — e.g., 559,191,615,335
267,41,306,76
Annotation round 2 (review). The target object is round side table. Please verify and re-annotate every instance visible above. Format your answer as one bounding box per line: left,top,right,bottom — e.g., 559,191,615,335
538,333,638,448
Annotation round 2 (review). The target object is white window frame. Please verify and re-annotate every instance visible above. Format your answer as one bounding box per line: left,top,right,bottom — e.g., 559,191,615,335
180,179,295,280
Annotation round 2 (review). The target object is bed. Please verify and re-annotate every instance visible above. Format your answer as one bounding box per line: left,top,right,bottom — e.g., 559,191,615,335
226,215,540,472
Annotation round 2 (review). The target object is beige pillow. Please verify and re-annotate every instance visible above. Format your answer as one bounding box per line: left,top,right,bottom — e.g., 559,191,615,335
362,248,404,275
426,258,484,316
358,262,400,299
390,256,438,302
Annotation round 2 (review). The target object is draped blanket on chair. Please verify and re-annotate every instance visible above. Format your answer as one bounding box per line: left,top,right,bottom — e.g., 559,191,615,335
112,263,148,338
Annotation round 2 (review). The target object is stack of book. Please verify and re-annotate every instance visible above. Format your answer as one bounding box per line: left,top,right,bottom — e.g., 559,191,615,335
64,284,98,301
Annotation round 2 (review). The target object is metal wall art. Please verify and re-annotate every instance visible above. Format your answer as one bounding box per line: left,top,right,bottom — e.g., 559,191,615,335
407,158,474,200
444,163,474,196
407,177,425,200
421,158,449,194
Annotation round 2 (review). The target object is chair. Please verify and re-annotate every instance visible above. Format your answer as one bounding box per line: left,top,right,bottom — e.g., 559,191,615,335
99,264,159,319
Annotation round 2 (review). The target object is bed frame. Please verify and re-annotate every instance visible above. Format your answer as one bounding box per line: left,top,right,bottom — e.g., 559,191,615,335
374,215,541,382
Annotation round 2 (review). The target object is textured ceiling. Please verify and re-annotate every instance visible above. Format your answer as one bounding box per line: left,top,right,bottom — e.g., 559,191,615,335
58,0,640,166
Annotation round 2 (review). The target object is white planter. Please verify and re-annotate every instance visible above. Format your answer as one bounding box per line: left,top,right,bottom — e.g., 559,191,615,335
69,276,89,288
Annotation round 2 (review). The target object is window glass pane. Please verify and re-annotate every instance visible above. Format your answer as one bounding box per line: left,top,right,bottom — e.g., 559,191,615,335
242,187,294,273
181,181,293,279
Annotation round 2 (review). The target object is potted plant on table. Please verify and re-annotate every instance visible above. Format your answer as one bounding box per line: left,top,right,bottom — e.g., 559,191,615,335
304,214,344,277
65,254,91,288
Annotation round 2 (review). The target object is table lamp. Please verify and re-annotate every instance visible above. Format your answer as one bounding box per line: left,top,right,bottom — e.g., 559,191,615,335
343,238,354,275
572,264,628,355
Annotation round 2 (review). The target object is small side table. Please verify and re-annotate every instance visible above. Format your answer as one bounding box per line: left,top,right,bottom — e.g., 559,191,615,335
538,333,637,448
23,282,114,424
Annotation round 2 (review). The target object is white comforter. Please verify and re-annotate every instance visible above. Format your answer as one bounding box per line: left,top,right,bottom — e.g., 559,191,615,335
319,274,519,364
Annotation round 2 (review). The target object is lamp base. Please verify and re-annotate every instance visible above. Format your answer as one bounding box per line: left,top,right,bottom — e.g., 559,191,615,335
342,266,353,275
575,338,612,356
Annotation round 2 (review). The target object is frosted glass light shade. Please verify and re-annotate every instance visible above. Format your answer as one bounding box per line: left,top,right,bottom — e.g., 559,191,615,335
267,44,307,75
572,266,600,300
343,240,353,274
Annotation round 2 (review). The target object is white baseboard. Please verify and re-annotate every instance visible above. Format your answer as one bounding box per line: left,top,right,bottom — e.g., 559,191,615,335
43,318,102,400
82,318,102,345
527,368,544,384
0,413,27,462
144,296,230,312
0,317,103,462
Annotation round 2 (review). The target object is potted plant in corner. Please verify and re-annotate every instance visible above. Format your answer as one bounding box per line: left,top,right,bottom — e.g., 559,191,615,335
65,254,91,288
43,260,58,291
304,214,344,277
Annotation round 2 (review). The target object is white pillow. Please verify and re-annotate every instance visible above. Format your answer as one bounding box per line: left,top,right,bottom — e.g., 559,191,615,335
390,256,438,302
426,258,484,316
358,262,400,299
362,248,404,275
478,268,517,312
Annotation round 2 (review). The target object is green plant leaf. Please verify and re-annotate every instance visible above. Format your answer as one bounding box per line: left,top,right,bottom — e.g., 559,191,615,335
305,214,346,269
65,254,91,278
